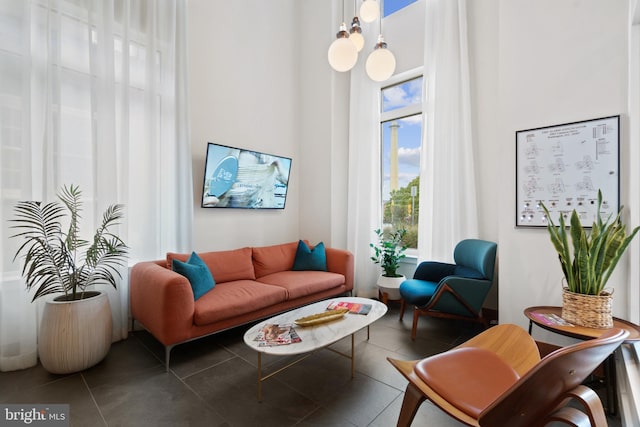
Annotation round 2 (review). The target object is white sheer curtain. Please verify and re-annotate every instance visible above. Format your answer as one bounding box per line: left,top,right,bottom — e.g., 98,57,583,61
0,0,192,371
418,0,478,263
346,20,381,298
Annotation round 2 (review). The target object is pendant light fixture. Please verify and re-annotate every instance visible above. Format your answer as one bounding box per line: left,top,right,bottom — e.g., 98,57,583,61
349,0,364,52
365,0,395,82
328,0,358,72
360,0,379,23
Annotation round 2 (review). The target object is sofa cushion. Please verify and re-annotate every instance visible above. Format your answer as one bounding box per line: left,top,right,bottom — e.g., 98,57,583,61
292,240,327,271
171,252,215,300
252,241,301,278
256,271,344,300
399,279,439,307
167,247,255,283
193,280,287,325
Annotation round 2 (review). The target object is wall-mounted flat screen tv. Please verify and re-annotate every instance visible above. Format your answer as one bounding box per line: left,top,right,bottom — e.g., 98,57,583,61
201,142,292,209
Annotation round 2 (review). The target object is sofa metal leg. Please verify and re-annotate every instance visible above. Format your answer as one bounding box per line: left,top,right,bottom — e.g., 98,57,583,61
165,345,174,373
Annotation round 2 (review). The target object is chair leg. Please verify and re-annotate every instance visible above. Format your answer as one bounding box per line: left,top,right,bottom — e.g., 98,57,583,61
397,383,426,427
545,407,592,427
411,307,419,341
399,299,406,321
565,385,607,427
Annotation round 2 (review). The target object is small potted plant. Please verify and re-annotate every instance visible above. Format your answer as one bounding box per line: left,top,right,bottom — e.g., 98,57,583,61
542,190,639,328
370,227,407,303
10,184,128,373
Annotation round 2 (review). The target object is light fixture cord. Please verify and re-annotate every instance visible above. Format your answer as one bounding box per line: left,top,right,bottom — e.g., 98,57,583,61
379,0,383,34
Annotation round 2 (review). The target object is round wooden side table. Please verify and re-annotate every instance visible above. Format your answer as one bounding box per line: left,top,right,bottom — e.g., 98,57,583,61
524,306,640,342
524,306,640,416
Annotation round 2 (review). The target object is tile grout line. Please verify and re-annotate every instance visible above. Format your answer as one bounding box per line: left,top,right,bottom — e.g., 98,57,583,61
80,372,108,427
132,331,233,426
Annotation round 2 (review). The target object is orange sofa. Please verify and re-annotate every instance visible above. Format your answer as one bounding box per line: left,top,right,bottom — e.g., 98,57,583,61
130,241,354,369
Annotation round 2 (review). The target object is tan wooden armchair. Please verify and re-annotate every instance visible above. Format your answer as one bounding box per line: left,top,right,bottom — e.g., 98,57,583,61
388,324,628,427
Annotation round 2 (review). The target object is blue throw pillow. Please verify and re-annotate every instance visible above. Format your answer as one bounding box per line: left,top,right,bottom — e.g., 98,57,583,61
172,252,215,300
292,240,328,271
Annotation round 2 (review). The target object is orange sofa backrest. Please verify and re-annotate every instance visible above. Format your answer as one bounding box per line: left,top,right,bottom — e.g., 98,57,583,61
166,247,256,283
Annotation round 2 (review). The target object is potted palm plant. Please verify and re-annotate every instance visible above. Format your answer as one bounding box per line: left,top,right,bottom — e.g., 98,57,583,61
542,190,639,328
371,227,407,302
10,184,128,373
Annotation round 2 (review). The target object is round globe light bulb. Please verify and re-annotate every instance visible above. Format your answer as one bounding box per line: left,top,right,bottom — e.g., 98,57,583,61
360,0,380,23
349,31,365,52
366,47,396,82
328,37,358,72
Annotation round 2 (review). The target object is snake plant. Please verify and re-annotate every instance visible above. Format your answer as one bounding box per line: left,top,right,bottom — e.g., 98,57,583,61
542,190,640,295
10,185,128,302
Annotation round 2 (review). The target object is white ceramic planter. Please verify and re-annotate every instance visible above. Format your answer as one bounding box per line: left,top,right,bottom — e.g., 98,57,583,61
38,291,112,374
377,275,406,301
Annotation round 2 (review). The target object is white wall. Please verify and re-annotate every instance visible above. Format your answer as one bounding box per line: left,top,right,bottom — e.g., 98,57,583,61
297,1,350,248
384,1,425,74
497,0,632,336
188,0,301,251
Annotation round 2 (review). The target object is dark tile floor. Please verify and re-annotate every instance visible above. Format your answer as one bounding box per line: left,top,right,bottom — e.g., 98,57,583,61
0,303,623,427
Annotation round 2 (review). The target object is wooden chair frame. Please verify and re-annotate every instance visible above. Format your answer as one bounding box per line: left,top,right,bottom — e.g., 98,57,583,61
400,282,489,340
388,324,628,427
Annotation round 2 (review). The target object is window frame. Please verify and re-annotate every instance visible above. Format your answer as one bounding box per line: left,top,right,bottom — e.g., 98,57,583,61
378,67,424,255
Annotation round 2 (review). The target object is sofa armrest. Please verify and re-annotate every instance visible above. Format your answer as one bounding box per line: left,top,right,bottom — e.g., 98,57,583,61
130,261,195,346
325,247,354,291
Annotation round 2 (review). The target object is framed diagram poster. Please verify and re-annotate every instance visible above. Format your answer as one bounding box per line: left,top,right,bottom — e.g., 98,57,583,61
516,115,619,227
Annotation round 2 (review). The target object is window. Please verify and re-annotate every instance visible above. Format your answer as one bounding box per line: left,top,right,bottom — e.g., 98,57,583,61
380,75,423,250
0,1,157,196
384,0,418,17
0,0,175,270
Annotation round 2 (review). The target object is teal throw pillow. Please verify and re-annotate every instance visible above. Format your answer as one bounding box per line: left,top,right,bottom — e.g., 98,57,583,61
172,252,215,300
292,240,327,271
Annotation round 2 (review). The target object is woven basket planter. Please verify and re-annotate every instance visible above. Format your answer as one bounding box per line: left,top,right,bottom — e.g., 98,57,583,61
561,288,613,329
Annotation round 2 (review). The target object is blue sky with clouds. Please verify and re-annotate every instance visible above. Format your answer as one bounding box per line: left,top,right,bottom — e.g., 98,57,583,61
381,77,422,200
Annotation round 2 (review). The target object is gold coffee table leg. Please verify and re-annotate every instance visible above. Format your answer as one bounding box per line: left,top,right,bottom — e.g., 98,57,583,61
351,334,355,378
258,352,262,402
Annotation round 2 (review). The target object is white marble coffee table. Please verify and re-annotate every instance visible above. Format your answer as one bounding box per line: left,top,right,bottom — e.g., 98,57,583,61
243,297,387,401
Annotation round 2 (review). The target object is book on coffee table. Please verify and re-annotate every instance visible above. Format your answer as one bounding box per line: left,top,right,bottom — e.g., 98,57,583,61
326,301,372,315
254,323,301,347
